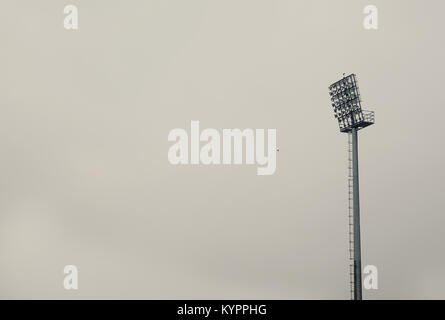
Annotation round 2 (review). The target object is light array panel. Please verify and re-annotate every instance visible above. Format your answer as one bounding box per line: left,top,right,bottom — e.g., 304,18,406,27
329,74,364,132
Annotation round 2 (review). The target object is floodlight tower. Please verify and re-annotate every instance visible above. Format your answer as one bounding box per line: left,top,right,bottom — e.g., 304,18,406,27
328,74,374,300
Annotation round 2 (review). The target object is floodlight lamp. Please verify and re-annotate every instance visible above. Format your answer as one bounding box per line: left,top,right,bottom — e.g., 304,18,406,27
328,73,375,133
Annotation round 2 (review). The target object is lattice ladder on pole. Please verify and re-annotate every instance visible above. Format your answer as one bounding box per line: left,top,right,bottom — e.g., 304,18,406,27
347,132,354,300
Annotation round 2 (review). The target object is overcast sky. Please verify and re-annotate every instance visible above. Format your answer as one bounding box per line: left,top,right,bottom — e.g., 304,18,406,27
1,0,444,299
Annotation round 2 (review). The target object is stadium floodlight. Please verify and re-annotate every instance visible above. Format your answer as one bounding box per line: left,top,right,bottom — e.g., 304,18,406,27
328,74,374,300
328,74,374,133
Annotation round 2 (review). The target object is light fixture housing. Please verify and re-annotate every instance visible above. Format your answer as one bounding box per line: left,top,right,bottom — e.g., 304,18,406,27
328,74,374,132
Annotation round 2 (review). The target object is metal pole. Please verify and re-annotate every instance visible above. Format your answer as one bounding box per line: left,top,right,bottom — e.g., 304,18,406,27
351,127,362,300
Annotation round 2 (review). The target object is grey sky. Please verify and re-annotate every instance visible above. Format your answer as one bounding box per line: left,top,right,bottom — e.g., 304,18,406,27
0,0,444,299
